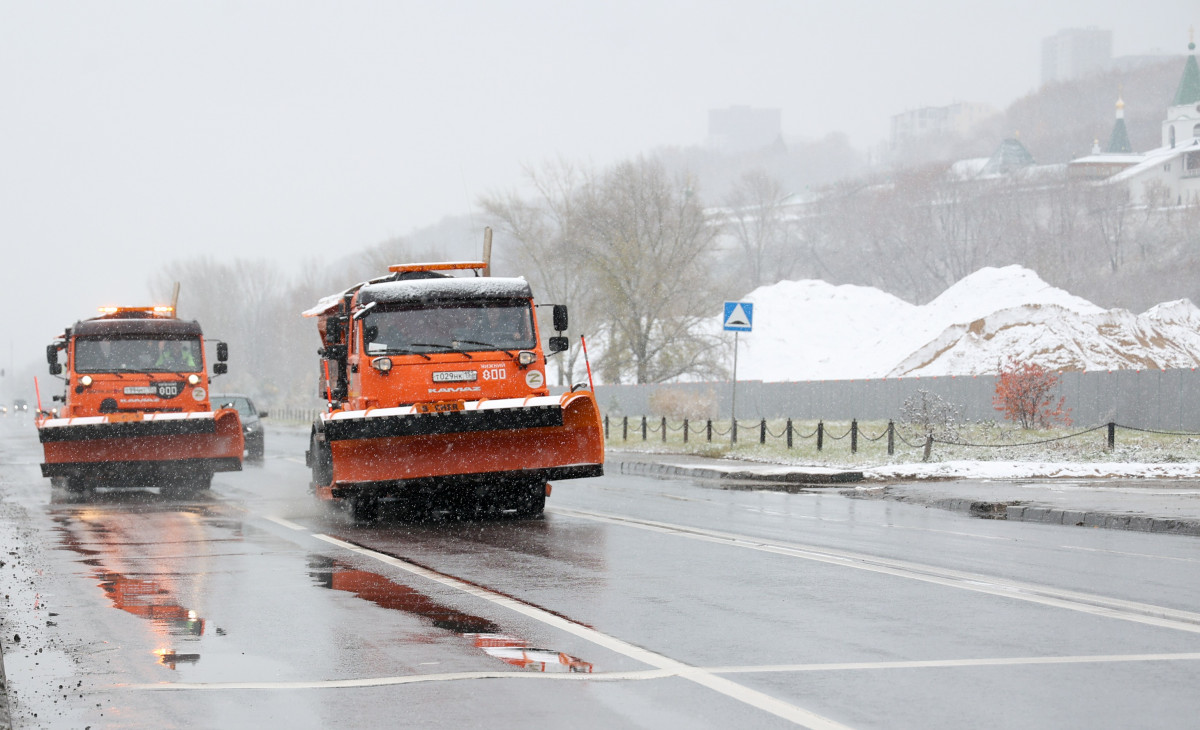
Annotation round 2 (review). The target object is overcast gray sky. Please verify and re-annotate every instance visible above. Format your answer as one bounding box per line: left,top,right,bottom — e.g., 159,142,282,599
0,1,1194,392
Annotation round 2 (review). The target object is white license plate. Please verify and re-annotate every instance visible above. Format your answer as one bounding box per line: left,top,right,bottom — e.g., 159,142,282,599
432,370,477,383
123,386,156,395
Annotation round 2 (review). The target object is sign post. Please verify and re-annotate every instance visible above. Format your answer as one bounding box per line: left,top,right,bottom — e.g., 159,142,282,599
722,302,753,427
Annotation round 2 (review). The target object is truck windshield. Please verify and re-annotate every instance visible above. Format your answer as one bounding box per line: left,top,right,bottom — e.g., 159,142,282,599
364,302,536,354
75,337,203,374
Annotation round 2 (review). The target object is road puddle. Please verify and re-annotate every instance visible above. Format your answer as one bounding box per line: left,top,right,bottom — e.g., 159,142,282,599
51,510,216,668
308,555,592,672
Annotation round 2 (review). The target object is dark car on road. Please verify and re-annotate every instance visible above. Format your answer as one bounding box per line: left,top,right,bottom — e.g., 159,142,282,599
213,394,267,462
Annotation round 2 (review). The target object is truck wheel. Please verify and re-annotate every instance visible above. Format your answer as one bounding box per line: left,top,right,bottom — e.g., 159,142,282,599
58,477,92,494
164,472,212,498
310,431,333,490
350,495,380,523
514,481,547,518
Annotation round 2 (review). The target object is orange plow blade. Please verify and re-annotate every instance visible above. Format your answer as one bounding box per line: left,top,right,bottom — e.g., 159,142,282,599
39,408,244,480
319,391,604,494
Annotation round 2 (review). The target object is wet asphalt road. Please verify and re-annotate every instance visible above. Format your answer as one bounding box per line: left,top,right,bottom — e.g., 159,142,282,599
1,418,1199,729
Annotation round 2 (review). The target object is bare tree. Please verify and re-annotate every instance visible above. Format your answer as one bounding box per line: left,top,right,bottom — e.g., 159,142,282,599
721,170,797,289
577,157,726,384
480,159,597,387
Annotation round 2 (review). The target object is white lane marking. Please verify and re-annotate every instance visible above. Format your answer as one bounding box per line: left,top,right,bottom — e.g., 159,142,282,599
549,506,1200,634
1059,544,1200,564
263,516,308,531
122,652,1200,691
311,534,851,730
711,651,1200,674
126,668,675,690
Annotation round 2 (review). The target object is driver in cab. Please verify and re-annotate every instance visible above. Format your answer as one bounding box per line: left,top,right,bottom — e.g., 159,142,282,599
155,340,197,371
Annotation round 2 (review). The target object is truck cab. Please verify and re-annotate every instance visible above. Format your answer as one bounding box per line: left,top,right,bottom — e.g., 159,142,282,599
39,306,243,493
51,307,222,417
321,268,566,411
304,261,601,521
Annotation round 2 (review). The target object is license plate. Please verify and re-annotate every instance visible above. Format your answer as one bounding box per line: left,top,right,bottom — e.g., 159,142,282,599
415,400,465,414
124,386,156,395
432,370,477,383
106,413,142,422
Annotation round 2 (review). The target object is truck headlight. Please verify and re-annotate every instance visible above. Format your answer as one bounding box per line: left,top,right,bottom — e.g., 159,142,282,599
80,375,93,387
187,374,200,385
517,351,537,366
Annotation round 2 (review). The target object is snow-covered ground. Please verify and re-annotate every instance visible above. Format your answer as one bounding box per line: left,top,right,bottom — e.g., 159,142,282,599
862,460,1200,481
724,265,1200,382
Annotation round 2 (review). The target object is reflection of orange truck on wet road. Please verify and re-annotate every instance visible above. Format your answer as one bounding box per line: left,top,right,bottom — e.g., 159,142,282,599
311,557,591,672
39,306,243,492
304,261,604,521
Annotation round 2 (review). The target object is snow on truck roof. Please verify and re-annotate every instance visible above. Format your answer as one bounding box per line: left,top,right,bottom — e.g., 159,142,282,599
302,275,532,317
73,317,203,338
359,276,532,306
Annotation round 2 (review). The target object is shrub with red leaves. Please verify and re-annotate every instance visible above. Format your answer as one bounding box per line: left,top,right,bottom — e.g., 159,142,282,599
992,355,1072,429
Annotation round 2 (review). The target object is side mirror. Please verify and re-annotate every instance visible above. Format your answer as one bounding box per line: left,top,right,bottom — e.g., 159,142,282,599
213,363,228,375
548,336,568,353
49,363,62,375
46,344,58,365
216,342,229,362
258,411,269,419
552,305,568,332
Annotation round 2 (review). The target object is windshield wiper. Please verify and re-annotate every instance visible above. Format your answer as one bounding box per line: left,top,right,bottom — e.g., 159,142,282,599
410,342,474,359
383,347,432,361
450,339,512,358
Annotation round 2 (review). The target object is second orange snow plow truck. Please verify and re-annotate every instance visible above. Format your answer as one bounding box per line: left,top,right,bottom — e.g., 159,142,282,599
303,261,604,520
39,306,243,492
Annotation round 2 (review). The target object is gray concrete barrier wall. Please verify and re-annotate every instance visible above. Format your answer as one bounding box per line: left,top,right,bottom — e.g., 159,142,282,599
582,368,1200,431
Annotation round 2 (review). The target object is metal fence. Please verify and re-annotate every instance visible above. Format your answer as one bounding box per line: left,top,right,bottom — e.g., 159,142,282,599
588,368,1200,431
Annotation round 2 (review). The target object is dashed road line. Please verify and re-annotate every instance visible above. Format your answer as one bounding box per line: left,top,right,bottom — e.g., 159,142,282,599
263,515,308,531
549,506,1200,634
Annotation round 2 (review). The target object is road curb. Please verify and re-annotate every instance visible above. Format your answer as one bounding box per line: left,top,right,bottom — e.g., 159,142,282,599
614,459,863,486
1004,504,1200,536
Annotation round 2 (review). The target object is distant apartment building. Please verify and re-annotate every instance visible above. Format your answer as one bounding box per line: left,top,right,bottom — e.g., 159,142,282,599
1041,28,1113,85
707,106,782,153
889,102,997,151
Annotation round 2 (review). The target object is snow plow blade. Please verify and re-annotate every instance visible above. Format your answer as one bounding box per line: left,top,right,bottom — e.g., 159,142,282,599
39,408,244,480
315,391,604,496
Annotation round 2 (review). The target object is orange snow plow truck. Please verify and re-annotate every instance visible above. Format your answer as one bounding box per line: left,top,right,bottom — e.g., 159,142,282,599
303,261,604,521
39,306,243,493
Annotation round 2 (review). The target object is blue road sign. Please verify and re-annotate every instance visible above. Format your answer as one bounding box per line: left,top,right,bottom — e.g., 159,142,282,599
723,301,753,332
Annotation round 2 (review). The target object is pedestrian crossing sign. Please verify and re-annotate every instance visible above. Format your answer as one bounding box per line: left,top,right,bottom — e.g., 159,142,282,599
723,301,753,332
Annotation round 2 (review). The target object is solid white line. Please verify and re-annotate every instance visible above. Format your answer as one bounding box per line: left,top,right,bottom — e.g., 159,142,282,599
710,651,1200,674
1059,544,1200,564
263,515,307,531
125,668,675,690
311,533,852,730
122,652,1200,691
548,506,1200,634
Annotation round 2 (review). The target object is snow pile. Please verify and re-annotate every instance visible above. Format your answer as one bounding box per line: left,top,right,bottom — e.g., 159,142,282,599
727,265,1200,382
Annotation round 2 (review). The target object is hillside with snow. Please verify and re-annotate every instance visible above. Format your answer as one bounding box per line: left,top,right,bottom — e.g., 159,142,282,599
727,266,1200,382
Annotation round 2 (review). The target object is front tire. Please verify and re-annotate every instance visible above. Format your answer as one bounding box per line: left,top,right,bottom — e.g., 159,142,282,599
350,494,380,523
309,429,332,492
513,481,547,517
